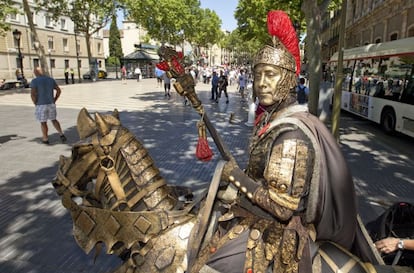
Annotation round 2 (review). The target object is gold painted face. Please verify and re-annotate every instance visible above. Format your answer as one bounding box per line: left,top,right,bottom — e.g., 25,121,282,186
253,64,285,106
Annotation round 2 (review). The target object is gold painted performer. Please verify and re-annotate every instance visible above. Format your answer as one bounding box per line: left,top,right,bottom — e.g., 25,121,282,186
187,10,383,273
53,9,399,273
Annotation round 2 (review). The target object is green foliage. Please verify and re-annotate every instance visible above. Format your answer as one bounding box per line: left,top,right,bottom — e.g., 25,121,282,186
234,0,302,46
124,0,222,49
66,0,115,35
107,56,120,65
0,0,18,35
109,14,123,59
192,8,222,47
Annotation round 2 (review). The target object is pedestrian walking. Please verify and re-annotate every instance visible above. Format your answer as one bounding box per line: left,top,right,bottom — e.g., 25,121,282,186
30,67,67,144
210,71,219,102
237,69,247,101
296,77,309,104
121,65,127,84
134,67,141,82
162,72,171,98
217,70,229,104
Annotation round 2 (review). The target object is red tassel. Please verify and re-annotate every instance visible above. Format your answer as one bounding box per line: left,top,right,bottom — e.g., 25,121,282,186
196,138,213,162
196,120,213,161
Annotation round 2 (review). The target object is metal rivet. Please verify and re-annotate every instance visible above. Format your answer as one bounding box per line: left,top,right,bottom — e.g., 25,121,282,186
247,192,253,199
233,225,244,234
235,181,241,187
229,175,235,182
250,229,261,240
241,186,247,193
278,184,288,192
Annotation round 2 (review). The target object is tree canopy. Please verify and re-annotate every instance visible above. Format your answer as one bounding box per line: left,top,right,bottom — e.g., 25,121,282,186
123,0,222,59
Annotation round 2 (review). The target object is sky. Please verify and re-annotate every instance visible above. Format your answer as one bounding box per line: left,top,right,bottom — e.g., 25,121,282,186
115,0,238,32
199,0,238,31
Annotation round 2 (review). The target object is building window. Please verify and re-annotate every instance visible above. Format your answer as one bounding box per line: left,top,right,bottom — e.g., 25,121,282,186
63,38,69,52
390,33,398,41
50,59,55,69
77,59,81,68
45,16,53,28
13,36,20,48
9,13,19,22
48,36,54,51
33,59,40,68
31,12,37,25
97,42,101,54
15,57,20,68
60,18,67,30
76,39,81,54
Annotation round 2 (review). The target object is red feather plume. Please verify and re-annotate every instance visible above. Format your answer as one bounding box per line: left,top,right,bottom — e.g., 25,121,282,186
267,10,301,75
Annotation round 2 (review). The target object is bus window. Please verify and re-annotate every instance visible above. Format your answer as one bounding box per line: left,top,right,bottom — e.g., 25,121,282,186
329,37,414,138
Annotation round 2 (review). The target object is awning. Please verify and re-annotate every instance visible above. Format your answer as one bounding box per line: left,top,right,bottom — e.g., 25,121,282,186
122,49,160,61
330,37,414,62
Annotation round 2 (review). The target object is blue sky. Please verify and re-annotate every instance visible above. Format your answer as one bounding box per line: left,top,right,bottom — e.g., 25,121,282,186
115,0,238,31
200,0,238,31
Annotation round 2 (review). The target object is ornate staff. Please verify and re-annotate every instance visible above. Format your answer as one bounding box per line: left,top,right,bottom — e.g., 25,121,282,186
156,46,233,162
157,47,238,272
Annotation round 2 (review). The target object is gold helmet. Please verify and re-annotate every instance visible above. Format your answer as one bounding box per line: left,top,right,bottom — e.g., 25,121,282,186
253,10,301,76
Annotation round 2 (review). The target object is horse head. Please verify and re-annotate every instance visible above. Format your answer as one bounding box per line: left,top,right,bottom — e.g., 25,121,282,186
54,108,180,212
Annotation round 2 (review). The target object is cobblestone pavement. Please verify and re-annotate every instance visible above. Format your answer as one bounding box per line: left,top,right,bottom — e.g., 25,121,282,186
0,78,413,272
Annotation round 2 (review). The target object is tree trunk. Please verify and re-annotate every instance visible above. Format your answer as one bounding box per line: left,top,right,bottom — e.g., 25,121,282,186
22,0,50,76
332,0,347,141
302,0,323,117
85,32,95,80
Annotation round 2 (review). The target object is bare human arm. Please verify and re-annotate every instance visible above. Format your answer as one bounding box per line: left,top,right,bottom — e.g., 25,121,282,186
31,87,37,105
54,84,61,103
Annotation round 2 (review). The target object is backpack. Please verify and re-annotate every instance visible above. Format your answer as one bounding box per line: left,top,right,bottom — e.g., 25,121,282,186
297,85,308,104
366,202,414,267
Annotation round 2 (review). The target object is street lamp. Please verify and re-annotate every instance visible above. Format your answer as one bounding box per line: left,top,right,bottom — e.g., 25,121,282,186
12,29,24,80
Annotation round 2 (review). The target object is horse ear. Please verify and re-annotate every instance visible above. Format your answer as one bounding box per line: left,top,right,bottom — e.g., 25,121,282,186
95,112,111,136
77,108,97,139
112,109,120,120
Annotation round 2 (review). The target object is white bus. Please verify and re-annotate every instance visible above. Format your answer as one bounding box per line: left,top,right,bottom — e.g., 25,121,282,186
330,37,414,138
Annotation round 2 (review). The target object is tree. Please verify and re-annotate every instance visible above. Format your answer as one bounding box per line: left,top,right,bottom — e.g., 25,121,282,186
0,0,18,35
192,8,223,62
108,14,123,79
124,0,222,59
22,0,50,75
125,0,188,46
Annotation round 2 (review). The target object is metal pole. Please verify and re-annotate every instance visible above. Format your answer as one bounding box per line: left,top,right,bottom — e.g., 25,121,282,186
18,46,24,79
48,50,53,77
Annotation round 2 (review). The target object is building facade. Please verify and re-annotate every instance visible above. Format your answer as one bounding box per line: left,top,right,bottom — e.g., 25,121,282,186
0,0,105,82
321,0,414,69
